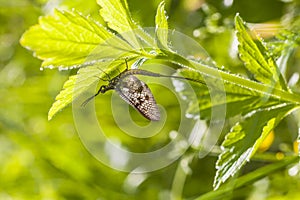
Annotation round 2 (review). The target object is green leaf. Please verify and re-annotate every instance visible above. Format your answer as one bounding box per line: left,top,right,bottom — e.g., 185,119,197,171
48,59,138,120
176,68,285,119
20,9,113,69
48,75,76,120
48,62,115,120
213,103,297,189
235,14,287,90
97,0,136,33
97,0,140,48
155,1,169,49
195,156,299,200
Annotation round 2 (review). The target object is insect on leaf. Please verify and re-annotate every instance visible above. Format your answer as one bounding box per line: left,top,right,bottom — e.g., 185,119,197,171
48,63,111,120
80,63,161,121
116,75,160,121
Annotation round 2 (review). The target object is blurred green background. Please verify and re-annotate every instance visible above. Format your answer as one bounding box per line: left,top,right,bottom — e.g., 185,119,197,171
1,0,300,199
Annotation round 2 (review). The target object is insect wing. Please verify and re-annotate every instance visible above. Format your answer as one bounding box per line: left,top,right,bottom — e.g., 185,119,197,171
115,75,160,121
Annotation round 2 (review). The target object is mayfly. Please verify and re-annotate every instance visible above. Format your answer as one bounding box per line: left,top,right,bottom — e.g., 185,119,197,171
82,61,205,121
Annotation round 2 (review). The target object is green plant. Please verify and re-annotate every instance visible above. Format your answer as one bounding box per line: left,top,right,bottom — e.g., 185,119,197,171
20,0,300,198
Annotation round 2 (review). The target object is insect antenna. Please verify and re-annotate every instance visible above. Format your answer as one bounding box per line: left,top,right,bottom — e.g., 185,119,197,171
95,66,111,81
81,63,124,107
81,67,111,107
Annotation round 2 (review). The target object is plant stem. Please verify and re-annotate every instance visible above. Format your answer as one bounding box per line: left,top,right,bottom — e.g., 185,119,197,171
154,52,300,105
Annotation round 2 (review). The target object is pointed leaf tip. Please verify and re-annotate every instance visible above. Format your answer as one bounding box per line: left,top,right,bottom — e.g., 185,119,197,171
155,1,169,49
234,14,287,90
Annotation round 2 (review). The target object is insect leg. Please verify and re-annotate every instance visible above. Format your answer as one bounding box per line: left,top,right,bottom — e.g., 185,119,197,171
95,66,111,81
125,59,129,70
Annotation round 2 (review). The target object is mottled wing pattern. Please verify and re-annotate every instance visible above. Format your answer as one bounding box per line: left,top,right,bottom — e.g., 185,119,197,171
115,75,160,121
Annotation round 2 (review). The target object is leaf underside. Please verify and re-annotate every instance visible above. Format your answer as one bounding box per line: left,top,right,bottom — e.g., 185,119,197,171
20,9,113,69
19,0,300,192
